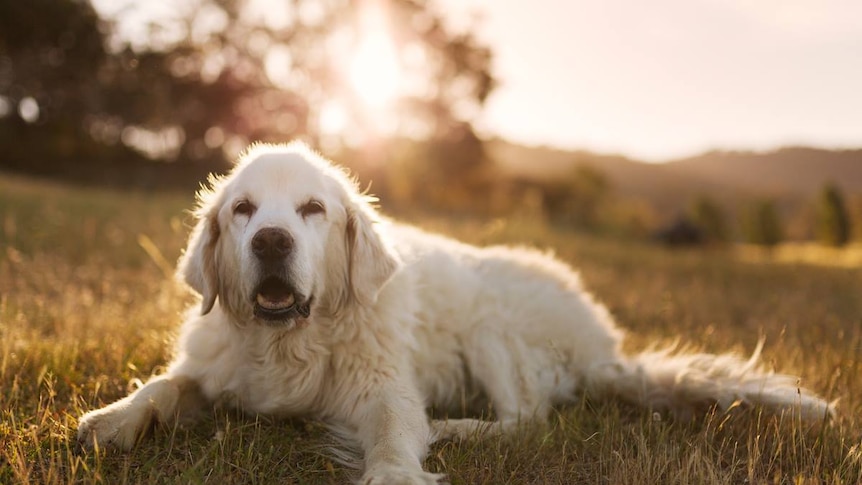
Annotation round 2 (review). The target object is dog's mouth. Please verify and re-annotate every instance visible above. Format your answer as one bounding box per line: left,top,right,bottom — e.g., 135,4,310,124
252,276,312,323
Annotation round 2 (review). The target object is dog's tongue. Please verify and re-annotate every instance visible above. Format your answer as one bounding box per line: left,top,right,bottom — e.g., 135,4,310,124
256,292,295,310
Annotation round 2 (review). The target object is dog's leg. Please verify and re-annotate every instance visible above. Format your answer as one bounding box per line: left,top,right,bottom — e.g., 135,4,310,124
351,384,443,485
463,328,552,418
77,374,204,450
429,327,558,444
430,418,515,442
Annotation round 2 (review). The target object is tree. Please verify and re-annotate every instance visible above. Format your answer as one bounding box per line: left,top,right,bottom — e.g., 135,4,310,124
0,0,106,120
1,0,496,186
742,199,783,248
542,164,611,228
690,196,729,244
94,0,495,161
0,0,127,175
816,183,851,247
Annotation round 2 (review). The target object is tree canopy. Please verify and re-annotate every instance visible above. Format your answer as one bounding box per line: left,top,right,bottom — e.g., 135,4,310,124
0,0,495,187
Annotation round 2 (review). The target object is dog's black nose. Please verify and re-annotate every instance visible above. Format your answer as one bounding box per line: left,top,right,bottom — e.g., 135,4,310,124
252,228,293,260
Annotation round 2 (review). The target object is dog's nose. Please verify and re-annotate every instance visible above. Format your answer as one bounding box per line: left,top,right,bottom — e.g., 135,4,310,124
252,228,293,260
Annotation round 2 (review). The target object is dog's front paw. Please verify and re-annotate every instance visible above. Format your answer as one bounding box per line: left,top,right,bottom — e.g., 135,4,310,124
360,465,445,485
77,400,153,451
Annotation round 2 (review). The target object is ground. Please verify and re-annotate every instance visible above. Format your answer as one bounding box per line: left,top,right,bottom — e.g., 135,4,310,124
1,173,860,484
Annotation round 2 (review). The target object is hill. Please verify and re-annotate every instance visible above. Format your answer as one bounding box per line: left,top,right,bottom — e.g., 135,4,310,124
487,139,862,216
666,147,862,195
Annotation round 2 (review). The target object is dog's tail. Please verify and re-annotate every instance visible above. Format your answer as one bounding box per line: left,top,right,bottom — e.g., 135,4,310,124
584,339,834,422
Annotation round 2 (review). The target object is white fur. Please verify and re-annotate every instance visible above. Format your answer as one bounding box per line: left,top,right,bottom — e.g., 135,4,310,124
78,142,833,484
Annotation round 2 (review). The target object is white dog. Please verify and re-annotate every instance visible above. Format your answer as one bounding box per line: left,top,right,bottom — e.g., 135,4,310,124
78,142,832,484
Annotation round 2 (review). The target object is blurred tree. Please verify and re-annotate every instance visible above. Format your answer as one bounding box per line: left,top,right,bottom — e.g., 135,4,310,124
1,0,495,189
379,123,495,213
542,164,611,228
655,217,704,247
0,0,105,118
742,199,783,248
815,183,851,247
0,0,127,176
94,0,494,162
689,195,729,244
850,195,862,241
0,0,225,185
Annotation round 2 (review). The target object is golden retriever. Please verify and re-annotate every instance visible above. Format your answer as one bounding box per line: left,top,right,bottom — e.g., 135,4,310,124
78,142,832,484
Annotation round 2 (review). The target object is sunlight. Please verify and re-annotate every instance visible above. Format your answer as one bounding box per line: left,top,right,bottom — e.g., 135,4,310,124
319,101,348,134
348,1,401,108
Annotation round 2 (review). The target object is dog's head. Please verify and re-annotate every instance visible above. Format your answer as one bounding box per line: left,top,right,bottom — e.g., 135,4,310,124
177,142,400,329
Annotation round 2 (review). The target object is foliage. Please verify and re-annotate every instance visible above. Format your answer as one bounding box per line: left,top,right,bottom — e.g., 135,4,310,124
3,173,861,484
0,0,494,184
851,194,862,241
0,0,106,112
816,183,852,247
654,217,705,247
690,196,730,244
0,0,143,179
379,126,497,214
742,199,783,248
541,164,611,228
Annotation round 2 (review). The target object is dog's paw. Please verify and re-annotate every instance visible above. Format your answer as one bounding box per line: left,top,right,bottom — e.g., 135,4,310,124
77,400,153,451
360,465,446,485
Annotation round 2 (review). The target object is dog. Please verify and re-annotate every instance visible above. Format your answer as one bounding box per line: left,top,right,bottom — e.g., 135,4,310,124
78,142,833,484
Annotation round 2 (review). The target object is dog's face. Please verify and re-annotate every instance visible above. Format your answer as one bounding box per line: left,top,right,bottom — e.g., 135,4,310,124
215,152,339,325
177,143,400,329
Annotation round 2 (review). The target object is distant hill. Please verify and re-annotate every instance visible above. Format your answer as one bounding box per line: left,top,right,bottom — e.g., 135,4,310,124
487,139,862,216
665,147,862,195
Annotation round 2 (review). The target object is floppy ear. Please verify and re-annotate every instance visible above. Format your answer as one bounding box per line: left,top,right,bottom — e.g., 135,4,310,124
345,203,401,306
176,208,220,315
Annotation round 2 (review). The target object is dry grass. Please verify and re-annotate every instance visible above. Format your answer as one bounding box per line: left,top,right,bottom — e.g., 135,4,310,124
1,173,861,484
736,242,862,268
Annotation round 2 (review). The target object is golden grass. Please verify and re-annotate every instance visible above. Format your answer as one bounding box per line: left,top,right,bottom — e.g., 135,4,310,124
736,242,862,269
1,173,861,484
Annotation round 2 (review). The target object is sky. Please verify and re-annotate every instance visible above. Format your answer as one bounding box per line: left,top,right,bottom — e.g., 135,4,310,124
436,0,862,161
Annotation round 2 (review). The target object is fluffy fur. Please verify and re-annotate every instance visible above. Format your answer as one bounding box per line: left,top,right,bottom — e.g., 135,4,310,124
78,142,833,484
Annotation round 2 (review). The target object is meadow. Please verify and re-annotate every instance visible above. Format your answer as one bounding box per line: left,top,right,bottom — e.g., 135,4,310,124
1,172,861,484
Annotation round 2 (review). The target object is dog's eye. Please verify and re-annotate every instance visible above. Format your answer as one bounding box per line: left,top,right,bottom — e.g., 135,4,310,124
233,199,256,217
298,199,325,218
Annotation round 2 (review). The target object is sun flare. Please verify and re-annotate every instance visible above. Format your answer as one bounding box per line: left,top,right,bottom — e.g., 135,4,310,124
319,101,348,134
348,2,401,108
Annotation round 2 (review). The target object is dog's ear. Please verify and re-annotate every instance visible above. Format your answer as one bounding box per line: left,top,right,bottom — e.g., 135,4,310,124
177,204,220,315
345,203,400,306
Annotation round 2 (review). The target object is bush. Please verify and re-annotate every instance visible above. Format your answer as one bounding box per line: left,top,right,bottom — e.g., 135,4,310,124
816,183,851,247
690,196,730,244
742,199,783,247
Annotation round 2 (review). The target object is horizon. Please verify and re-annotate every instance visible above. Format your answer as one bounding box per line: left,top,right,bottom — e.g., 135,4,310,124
485,135,862,164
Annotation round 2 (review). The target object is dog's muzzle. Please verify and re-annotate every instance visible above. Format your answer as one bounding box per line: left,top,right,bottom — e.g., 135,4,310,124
252,275,312,323
249,228,312,324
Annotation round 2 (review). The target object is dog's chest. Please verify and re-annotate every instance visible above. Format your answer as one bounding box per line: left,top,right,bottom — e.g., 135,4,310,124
189,326,330,416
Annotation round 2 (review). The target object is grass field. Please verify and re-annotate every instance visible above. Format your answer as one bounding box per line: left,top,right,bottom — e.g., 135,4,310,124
1,172,861,484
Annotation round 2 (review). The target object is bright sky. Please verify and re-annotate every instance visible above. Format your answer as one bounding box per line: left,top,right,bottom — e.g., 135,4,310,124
437,0,862,161
90,0,862,162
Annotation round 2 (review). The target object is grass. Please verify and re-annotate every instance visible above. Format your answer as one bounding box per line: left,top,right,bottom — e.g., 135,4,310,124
1,172,861,484
736,242,862,269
